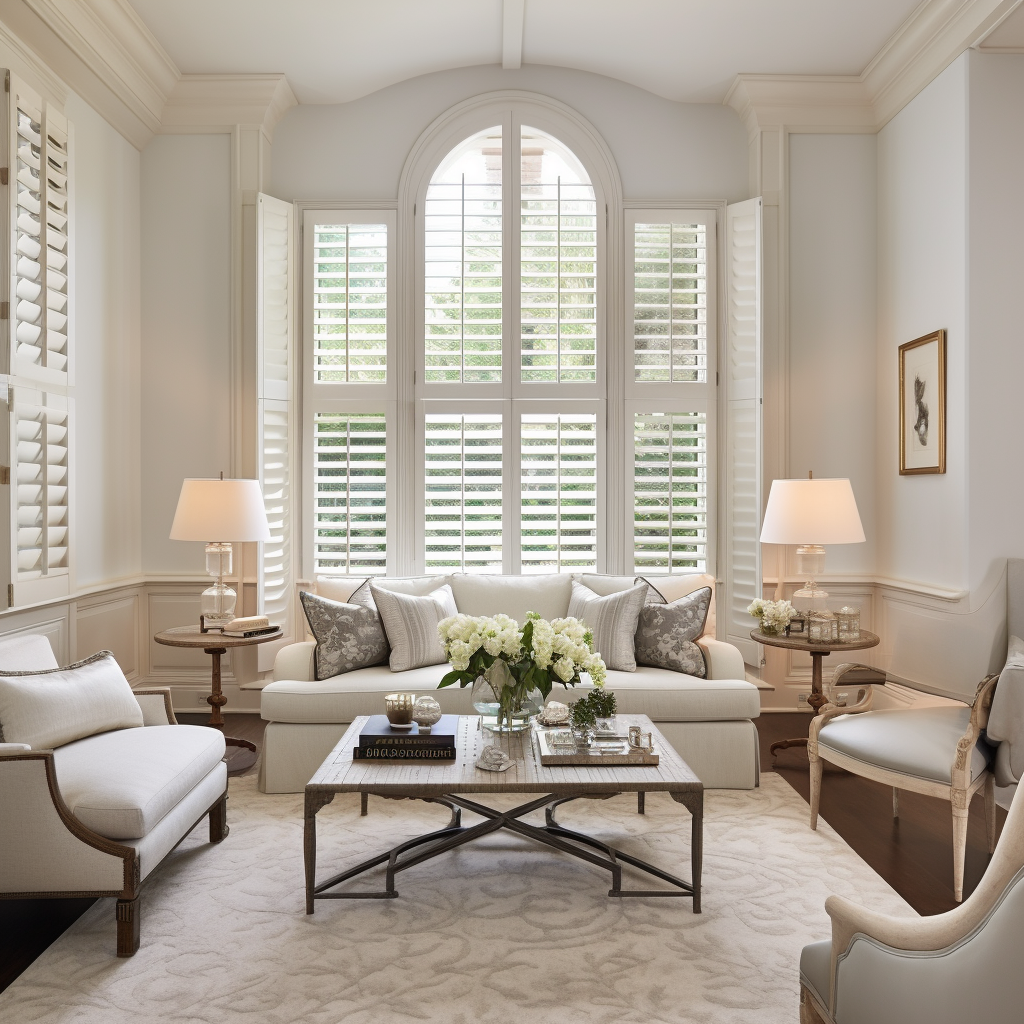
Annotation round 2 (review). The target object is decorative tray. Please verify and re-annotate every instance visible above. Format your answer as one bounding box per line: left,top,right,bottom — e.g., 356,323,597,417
532,725,659,766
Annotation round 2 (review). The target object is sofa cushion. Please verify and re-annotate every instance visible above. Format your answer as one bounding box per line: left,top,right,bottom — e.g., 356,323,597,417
450,573,573,623
568,579,647,671
299,588,388,680
313,575,369,604
636,588,712,677
261,664,475,724
0,651,143,749
818,707,993,784
0,633,59,672
371,583,458,671
597,668,760,721
51,724,226,840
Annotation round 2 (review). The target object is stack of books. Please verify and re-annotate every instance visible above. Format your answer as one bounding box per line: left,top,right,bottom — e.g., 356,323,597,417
353,715,458,761
221,616,280,638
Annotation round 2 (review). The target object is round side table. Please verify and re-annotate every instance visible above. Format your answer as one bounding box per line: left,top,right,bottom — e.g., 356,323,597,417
751,628,880,757
154,625,283,773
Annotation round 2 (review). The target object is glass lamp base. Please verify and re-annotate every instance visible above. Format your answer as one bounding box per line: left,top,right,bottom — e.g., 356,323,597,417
201,581,236,627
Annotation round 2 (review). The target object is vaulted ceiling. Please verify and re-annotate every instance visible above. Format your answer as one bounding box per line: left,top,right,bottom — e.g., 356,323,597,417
125,0,925,105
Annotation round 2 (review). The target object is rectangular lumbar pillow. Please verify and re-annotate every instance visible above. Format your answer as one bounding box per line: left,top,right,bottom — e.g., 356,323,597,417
567,579,648,672
0,650,144,749
635,587,712,678
370,582,459,672
300,586,389,680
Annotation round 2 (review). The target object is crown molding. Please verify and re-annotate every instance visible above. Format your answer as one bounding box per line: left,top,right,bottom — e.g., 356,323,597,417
159,74,297,136
726,0,1024,136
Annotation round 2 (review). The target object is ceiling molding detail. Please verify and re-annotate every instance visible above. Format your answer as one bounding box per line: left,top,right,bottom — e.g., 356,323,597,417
726,0,1024,135
0,15,66,105
502,0,525,70
159,74,298,136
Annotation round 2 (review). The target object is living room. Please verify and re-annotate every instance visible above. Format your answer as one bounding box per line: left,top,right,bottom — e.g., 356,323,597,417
2,1,1024,1021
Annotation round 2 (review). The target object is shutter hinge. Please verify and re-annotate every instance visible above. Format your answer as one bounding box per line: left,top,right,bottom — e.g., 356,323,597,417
413,202,417,216
4,72,9,94
0,466,8,485
0,168,7,186
0,301,8,320
7,583,13,608
716,371,719,386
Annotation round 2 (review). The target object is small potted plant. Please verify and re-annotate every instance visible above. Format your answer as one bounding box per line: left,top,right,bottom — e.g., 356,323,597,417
569,697,597,748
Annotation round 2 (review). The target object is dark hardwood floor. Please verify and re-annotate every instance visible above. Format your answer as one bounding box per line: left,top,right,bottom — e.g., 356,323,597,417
0,711,1007,993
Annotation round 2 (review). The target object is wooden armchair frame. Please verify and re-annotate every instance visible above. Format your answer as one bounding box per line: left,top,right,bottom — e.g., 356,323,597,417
808,668,999,902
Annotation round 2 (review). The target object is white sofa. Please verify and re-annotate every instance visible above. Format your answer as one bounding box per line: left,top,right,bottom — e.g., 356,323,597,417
259,573,761,793
0,634,229,957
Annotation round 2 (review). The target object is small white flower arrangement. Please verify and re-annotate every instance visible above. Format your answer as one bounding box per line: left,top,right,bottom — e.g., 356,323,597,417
748,598,796,636
437,611,607,720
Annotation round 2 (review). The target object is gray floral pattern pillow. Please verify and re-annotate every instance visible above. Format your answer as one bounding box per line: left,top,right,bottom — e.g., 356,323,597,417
300,588,389,680
635,587,711,678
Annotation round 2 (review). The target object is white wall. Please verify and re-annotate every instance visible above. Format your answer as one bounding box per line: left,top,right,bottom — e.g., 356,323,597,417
272,64,748,202
876,54,968,591
788,133,878,577
140,134,232,574
66,93,142,588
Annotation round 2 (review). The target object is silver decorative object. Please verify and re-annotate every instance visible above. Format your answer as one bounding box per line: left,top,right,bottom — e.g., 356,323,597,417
536,701,570,726
412,696,442,731
475,744,514,772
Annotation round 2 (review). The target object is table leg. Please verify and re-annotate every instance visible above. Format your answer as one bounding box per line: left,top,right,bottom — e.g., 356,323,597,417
673,790,703,913
305,791,335,914
204,646,258,773
770,651,826,757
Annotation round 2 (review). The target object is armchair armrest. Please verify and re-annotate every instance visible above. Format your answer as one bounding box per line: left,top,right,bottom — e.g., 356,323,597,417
274,641,317,682
808,664,878,748
950,673,998,791
695,636,745,680
132,688,177,726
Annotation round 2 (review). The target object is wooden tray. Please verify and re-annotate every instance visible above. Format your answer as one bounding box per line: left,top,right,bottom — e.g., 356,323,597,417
532,725,660,766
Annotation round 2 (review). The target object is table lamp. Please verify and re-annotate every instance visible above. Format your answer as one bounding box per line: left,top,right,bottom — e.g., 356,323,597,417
169,477,271,628
759,475,865,606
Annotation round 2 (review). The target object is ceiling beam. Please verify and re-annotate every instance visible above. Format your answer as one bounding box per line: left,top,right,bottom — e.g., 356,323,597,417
502,0,524,70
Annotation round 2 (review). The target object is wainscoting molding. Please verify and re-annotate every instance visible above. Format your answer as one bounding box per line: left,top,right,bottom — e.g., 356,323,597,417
0,576,267,714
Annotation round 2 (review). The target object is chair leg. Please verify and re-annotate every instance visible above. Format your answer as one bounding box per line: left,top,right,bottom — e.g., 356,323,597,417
209,792,229,843
952,800,969,902
361,792,368,816
116,896,140,957
985,774,997,854
892,787,899,818
809,754,823,830
637,791,645,815
800,983,831,1024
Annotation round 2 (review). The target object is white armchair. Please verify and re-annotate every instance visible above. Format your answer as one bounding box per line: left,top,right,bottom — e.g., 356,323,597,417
0,635,229,957
800,780,1024,1023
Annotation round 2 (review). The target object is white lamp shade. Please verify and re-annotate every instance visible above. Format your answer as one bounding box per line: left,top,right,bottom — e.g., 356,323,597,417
169,478,271,542
759,478,866,545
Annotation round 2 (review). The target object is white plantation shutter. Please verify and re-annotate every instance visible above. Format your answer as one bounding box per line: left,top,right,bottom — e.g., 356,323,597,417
519,408,599,573
312,411,387,573
257,194,295,669
723,198,762,663
423,411,503,573
631,408,709,573
6,387,71,605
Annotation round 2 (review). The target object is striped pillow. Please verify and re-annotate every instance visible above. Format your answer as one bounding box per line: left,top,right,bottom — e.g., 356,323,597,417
370,583,459,672
567,579,648,672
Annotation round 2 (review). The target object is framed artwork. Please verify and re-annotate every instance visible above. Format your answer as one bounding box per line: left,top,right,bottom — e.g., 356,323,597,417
899,329,946,475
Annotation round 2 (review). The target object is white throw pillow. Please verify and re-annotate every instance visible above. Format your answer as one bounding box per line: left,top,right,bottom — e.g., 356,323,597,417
449,573,573,623
370,583,459,672
567,579,648,672
0,651,143,749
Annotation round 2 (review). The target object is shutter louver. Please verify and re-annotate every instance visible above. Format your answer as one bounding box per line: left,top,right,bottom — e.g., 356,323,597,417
520,127,597,384
632,410,708,573
424,412,503,573
312,222,387,383
633,222,707,383
257,194,295,670
723,198,763,663
520,411,598,573
9,388,70,602
313,412,387,573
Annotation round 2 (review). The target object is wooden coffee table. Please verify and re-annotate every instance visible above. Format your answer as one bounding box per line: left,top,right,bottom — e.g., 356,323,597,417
304,714,704,912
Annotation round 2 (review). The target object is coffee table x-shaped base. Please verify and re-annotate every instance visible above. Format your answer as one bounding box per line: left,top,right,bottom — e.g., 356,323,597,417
304,789,703,912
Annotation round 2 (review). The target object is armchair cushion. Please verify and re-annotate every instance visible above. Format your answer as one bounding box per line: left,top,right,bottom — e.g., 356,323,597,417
818,707,993,784
51,724,225,840
987,633,1024,786
799,939,831,1009
0,651,143,749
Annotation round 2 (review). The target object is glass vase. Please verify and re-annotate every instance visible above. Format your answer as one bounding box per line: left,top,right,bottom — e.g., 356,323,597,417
471,660,542,733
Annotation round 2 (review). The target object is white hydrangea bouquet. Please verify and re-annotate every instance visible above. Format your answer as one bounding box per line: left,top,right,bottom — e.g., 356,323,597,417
437,611,607,729
748,598,796,636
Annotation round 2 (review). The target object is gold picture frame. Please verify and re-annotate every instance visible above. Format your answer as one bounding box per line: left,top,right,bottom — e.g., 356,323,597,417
899,330,946,475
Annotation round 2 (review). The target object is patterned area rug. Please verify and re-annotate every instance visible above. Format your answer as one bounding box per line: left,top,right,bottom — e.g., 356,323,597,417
0,773,913,1023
